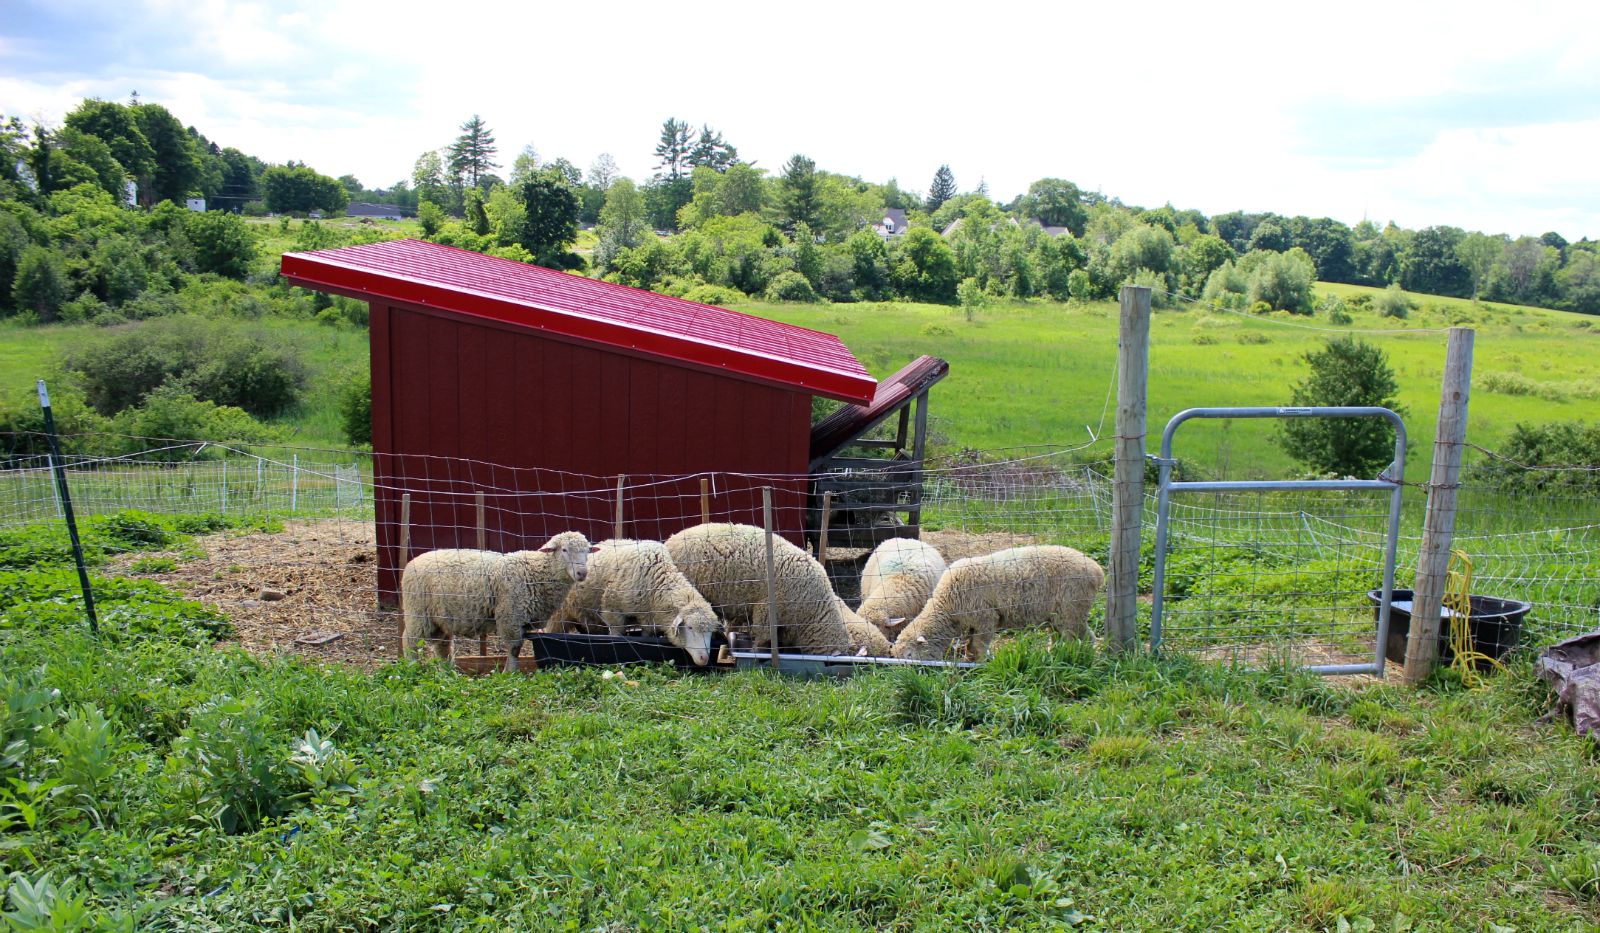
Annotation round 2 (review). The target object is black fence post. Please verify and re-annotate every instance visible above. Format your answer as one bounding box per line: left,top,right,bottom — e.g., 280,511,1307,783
36,380,98,637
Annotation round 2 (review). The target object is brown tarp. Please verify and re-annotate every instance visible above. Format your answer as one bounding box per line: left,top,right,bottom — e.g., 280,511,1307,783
1537,631,1600,738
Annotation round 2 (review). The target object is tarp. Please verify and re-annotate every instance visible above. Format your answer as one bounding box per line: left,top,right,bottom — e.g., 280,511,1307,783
1536,631,1600,738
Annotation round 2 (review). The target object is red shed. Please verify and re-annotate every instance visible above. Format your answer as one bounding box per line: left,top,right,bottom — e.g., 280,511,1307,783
280,240,876,606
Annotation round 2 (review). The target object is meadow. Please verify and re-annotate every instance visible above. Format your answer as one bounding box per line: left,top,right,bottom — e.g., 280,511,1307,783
4,277,1597,483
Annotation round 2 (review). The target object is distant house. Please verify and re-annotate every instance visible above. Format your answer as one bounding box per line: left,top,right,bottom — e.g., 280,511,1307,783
347,201,404,219
873,208,909,238
123,180,138,207
185,197,206,212
1026,218,1072,238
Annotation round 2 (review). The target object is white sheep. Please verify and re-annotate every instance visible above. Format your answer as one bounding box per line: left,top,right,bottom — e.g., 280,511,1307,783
546,539,720,666
855,538,948,638
664,523,858,656
401,531,596,672
890,545,1104,662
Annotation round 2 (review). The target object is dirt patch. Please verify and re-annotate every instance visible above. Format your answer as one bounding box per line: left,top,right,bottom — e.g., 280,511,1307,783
110,519,401,668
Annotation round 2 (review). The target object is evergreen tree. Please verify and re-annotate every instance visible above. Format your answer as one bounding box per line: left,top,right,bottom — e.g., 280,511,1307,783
688,125,738,172
778,154,818,232
448,115,498,189
654,118,692,181
1280,337,1405,477
926,164,957,212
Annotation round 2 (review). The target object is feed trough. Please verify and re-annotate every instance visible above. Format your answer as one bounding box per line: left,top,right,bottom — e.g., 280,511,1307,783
1369,588,1532,667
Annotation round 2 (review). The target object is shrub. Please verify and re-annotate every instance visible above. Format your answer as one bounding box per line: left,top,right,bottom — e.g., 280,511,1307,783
682,283,743,307
184,211,257,279
1375,283,1412,319
1066,268,1094,303
64,316,308,417
164,694,289,834
1279,337,1405,477
339,370,372,446
764,270,820,303
1467,421,1600,494
112,385,281,451
10,245,68,321
57,292,109,324
1236,331,1271,345
417,201,445,238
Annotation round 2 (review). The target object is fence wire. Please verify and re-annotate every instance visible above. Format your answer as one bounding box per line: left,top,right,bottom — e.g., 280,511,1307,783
1,434,1595,674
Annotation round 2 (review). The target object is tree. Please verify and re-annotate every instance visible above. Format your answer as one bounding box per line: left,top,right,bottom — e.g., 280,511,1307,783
508,145,541,186
411,151,447,208
514,169,581,269
1280,337,1405,477
448,115,498,189
688,125,738,172
184,211,256,278
465,189,490,235
261,165,348,213
588,153,619,191
51,127,126,199
1018,178,1087,235
547,157,583,187
593,177,649,270
654,118,692,181
64,100,155,197
777,154,818,232
926,165,957,212
1181,234,1236,295
132,103,200,203
417,200,445,237
1244,247,1316,313
1399,226,1470,297
1456,231,1504,299
890,227,958,303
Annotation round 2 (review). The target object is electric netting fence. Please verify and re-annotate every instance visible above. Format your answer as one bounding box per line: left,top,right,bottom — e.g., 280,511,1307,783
1,432,1596,673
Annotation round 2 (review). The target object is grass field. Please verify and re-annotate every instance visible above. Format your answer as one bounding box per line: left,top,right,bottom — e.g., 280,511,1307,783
5,280,1597,477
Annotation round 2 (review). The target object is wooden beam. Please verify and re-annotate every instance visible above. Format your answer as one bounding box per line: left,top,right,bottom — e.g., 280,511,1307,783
1107,285,1151,652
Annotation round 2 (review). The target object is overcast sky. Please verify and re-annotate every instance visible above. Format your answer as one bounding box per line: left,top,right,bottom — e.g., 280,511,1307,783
3,0,1598,239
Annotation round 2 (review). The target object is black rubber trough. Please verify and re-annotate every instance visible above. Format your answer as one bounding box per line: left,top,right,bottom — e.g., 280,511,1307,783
476,631,980,677
1369,588,1532,667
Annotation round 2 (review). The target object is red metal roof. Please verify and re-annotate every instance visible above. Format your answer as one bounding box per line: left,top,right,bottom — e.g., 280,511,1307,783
280,239,875,404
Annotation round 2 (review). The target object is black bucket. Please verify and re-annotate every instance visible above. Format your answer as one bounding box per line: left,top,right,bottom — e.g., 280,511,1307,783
1369,588,1531,667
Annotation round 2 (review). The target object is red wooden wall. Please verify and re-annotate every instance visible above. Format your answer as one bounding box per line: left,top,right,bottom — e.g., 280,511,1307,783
370,303,813,605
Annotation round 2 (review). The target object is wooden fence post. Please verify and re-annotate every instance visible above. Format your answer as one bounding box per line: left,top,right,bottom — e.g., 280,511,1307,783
397,492,411,659
476,490,487,655
762,487,780,670
816,491,833,565
1404,327,1475,684
1106,284,1152,652
614,475,626,541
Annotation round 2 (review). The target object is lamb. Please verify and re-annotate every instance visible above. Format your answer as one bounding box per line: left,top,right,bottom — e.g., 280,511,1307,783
546,539,720,666
890,545,1104,662
664,523,860,656
401,531,597,672
855,538,948,638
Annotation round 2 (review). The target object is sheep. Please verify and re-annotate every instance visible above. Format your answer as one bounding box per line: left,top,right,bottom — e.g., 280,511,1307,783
890,545,1104,662
401,531,596,672
664,523,857,656
546,539,720,666
855,538,948,638
838,597,894,657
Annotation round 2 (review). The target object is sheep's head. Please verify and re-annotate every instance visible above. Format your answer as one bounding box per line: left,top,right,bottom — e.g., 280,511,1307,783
538,532,599,582
668,605,720,667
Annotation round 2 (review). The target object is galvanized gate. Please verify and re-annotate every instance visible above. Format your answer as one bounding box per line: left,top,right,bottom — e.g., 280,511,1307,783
1149,407,1407,677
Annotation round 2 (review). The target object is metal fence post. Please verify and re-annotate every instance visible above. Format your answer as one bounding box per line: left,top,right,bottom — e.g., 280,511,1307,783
1107,285,1151,651
762,487,780,669
1404,327,1475,685
290,454,299,512
220,459,228,514
36,381,97,637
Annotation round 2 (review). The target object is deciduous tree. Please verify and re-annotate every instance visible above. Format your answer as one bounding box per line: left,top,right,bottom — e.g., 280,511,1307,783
1280,337,1404,477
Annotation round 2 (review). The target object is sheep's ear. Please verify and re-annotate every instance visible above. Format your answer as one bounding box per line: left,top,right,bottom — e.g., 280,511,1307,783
886,617,906,628
669,612,684,634
538,544,556,553
589,545,601,553
915,635,927,644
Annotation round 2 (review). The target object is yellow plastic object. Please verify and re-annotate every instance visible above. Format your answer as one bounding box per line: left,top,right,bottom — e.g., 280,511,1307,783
1445,550,1503,686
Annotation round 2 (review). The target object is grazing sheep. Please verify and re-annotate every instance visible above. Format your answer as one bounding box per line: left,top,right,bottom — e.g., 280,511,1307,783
855,538,948,638
839,598,894,657
546,539,720,666
664,523,856,655
401,531,596,672
891,546,1104,662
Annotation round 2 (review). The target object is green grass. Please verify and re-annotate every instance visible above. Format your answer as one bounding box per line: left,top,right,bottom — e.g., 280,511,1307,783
2,591,1596,930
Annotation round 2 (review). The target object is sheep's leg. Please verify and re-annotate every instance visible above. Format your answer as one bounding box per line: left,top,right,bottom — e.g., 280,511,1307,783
503,637,523,673
429,633,452,661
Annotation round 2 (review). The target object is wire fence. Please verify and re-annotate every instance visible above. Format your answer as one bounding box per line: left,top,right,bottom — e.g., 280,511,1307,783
1,434,1596,674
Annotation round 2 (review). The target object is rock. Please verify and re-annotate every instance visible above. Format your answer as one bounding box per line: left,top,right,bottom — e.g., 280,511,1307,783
260,588,287,601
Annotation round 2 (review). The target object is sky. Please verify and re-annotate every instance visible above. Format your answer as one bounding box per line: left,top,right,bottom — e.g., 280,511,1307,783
3,0,1599,240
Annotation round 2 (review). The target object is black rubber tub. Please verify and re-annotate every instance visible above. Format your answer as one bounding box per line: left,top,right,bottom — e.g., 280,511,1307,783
1368,588,1532,667
526,632,728,671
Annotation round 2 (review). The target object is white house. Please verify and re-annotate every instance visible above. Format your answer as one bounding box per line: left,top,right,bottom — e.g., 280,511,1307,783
185,197,206,212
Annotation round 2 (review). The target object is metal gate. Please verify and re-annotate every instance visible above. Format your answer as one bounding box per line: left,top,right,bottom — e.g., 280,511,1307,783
1149,407,1406,676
